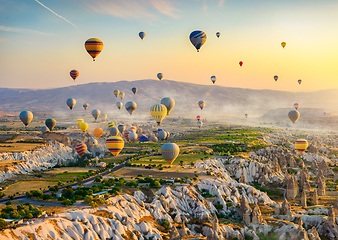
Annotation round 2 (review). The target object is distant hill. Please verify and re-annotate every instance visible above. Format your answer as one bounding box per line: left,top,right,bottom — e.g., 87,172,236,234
1,80,338,119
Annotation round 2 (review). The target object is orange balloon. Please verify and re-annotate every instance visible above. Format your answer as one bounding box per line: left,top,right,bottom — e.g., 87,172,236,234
94,128,103,138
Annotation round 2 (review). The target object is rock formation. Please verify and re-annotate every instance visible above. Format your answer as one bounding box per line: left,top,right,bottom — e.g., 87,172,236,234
239,195,252,224
170,226,182,240
317,180,326,196
240,171,246,184
251,203,262,224
308,144,318,154
301,191,307,207
307,226,321,240
313,189,318,205
280,198,293,221
287,175,299,200
286,153,296,167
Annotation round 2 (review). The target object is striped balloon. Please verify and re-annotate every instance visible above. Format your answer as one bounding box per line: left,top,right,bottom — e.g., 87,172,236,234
189,30,207,52
75,143,87,157
85,38,103,61
106,136,124,157
150,104,167,125
70,70,79,81
161,143,180,165
124,131,130,141
108,122,115,129
198,100,205,110
295,139,308,154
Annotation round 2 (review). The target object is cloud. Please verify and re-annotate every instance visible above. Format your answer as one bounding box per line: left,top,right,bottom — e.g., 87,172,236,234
218,0,226,7
83,0,179,21
0,25,52,35
35,0,78,28
202,3,208,16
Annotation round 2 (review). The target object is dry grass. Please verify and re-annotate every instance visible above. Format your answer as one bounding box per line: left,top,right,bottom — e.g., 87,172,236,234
113,168,197,179
4,180,53,196
91,210,114,219
0,142,43,152
47,167,96,174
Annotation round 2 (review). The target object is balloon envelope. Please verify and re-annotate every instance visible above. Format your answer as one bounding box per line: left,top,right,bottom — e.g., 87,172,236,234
118,124,125,134
41,126,49,133
211,76,216,84
157,73,163,80
125,101,137,115
189,30,207,52
77,119,84,127
161,97,175,115
281,42,286,48
83,103,89,110
124,131,130,141
298,79,302,84
149,135,158,142
110,127,119,136
85,38,103,61
216,32,221,38
139,31,146,40
128,132,138,142
150,104,167,125
19,111,33,126
45,118,56,131
119,92,125,99
139,135,148,142
116,102,123,110
132,87,138,94
274,75,278,81
239,61,243,67
106,136,124,157
245,114,248,118
113,90,120,97
197,120,203,128
92,109,101,120
288,110,300,123
161,143,180,165
75,143,87,157
102,114,107,121
94,128,103,138
70,70,79,81
295,139,308,153
108,122,115,129
80,122,88,132
158,130,167,140
197,115,201,121
67,98,76,110
294,103,299,110
198,100,205,110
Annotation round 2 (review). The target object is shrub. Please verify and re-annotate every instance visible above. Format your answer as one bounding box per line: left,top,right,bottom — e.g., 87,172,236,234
0,218,8,229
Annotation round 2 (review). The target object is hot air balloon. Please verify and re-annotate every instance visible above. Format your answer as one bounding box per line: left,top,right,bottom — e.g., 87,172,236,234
83,103,89,110
157,73,163,81
150,104,167,125
161,143,180,165
124,130,130,141
288,110,300,123
239,61,243,67
294,103,299,110
70,70,79,81
116,102,123,110
79,122,88,133
149,135,158,142
108,122,115,129
324,112,326,115
106,136,124,157
216,32,221,38
245,114,248,118
298,79,302,85
118,124,125,134
197,115,201,121
189,30,207,52
67,98,76,110
110,127,119,136
45,118,56,131
128,132,138,142
94,128,103,138
125,101,137,115
165,131,170,139
198,100,205,110
19,111,33,127
139,31,146,40
113,90,120,97
102,114,107,121
274,75,278,81
75,143,87,157
128,128,136,133
77,119,84,127
132,87,138,94
92,109,101,121
119,92,125,99
129,126,137,132
158,130,167,140
295,139,308,153
161,97,175,115
281,42,286,48
197,121,203,128
41,126,49,133
90,138,98,145
211,76,216,84
139,135,148,142
85,38,103,61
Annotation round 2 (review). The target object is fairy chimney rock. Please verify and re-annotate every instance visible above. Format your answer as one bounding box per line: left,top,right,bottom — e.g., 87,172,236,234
240,171,246,184
239,195,252,225
313,189,319,205
287,175,299,200
318,180,326,196
301,191,307,207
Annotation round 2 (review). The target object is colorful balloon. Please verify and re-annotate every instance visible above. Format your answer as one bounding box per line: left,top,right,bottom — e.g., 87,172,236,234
79,122,88,133
139,31,146,40
45,118,56,131
110,127,119,136
113,90,120,97
67,98,76,110
161,143,180,165
274,75,278,81
245,114,248,118
239,61,243,67
294,103,299,110
288,110,300,123
19,111,33,127
83,103,89,110
198,100,205,110
132,87,138,94
116,102,123,110
118,124,125,134
281,42,286,48
125,101,137,115
106,136,124,157
70,70,79,81
77,119,84,127
102,114,107,121
150,104,167,125
85,38,103,61
189,30,207,52
197,120,203,128
139,135,148,142
197,115,201,121
211,76,216,84
92,109,101,121
157,73,163,81
216,32,221,38
161,97,175,115
128,132,138,142
94,128,103,138
108,122,115,129
158,130,167,140
124,130,130,141
119,92,125,99
295,139,308,153
149,135,158,142
75,143,87,157
298,79,302,85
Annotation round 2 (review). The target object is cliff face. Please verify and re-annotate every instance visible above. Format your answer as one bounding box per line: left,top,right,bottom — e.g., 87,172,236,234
0,141,76,182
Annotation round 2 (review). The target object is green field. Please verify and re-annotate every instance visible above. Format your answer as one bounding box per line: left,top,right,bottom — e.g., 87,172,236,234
129,153,208,166
4,180,53,196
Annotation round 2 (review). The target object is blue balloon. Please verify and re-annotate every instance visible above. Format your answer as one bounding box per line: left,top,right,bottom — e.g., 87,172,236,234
139,32,146,40
139,135,149,142
189,30,207,52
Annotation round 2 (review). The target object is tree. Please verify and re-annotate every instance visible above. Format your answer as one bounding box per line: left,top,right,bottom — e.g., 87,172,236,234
10,211,22,219
5,201,11,206
0,218,8,229
61,199,72,206
25,213,33,219
151,181,161,188
41,194,52,200
0,191,5,199
94,177,101,183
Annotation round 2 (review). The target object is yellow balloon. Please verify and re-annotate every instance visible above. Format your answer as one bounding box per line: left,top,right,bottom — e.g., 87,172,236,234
79,122,88,133
150,104,167,125
77,119,84,127
281,42,286,48
295,139,308,154
94,128,103,138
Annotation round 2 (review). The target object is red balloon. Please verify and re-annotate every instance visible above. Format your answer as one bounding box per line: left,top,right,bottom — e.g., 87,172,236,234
197,115,201,121
239,61,243,67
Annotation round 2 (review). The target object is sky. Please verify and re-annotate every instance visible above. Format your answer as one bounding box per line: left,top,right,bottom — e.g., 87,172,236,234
0,0,338,92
